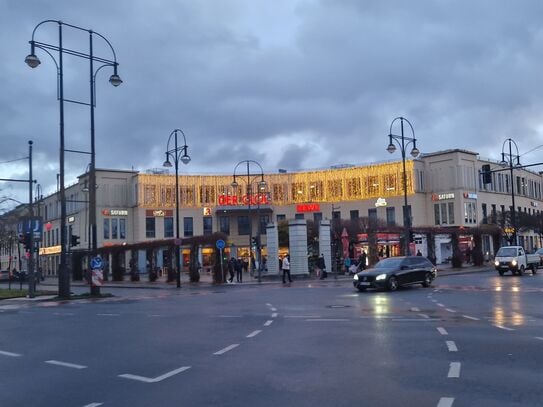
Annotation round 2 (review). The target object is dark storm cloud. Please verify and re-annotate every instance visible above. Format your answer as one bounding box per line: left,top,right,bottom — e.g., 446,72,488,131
2,0,543,209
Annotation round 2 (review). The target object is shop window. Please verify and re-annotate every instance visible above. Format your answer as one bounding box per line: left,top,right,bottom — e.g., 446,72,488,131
203,216,213,235
104,219,110,239
238,216,250,235
183,217,193,237
164,216,174,238
219,216,230,234
146,217,156,238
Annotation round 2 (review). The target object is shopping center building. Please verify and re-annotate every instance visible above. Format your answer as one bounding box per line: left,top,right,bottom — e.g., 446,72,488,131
1,148,542,277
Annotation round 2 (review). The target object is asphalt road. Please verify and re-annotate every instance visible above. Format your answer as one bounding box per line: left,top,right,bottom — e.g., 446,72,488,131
0,269,542,407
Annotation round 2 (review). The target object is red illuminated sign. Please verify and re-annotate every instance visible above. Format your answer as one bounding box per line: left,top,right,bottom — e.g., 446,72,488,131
296,203,320,213
218,194,269,206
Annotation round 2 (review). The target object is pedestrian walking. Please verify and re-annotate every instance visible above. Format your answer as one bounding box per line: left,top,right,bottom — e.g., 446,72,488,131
235,258,243,283
318,254,327,279
282,255,292,284
358,251,367,271
227,257,236,283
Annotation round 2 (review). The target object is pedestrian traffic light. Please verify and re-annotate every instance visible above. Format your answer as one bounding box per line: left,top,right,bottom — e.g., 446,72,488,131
70,235,80,247
481,164,492,184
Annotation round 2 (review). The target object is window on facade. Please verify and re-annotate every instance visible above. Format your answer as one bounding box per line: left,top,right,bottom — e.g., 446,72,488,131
366,176,379,196
144,185,157,205
111,218,118,239
309,182,323,200
295,213,305,220
482,203,488,224
350,210,359,220
146,217,156,238
181,186,195,206
292,183,305,202
200,186,216,205
327,180,343,200
219,216,230,234
161,186,176,206
368,208,377,222
164,217,174,238
448,202,454,224
103,219,110,239
259,215,270,235
276,214,286,222
386,207,396,226
464,202,476,224
272,184,286,203
434,204,440,226
332,211,341,220
313,212,323,224
203,216,213,235
346,178,362,198
383,174,396,193
120,218,126,239
238,216,250,235
183,217,193,237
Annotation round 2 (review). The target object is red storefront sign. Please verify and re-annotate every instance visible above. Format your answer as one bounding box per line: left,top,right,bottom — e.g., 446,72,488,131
357,233,401,243
296,203,321,213
218,194,269,206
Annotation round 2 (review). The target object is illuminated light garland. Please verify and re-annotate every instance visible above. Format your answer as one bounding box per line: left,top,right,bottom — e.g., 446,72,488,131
138,161,415,209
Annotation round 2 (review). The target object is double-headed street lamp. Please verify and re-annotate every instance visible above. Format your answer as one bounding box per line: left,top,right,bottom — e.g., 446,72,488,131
387,117,420,256
25,20,122,298
163,129,191,288
231,160,266,283
500,138,521,246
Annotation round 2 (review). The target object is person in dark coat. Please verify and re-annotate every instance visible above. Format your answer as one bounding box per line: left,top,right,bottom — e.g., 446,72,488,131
358,251,367,271
227,257,236,283
318,254,327,279
235,258,243,283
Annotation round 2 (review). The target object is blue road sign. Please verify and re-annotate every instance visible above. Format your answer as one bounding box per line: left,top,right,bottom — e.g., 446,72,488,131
91,256,103,270
216,239,226,250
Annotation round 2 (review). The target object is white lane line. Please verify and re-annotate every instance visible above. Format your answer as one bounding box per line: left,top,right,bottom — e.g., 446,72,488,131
437,327,448,336
97,313,120,317
446,341,458,352
410,307,420,312
445,308,457,313
264,320,273,326
535,337,543,341
418,313,430,319
437,397,455,407
437,303,445,307
448,362,461,378
83,403,104,407
266,303,273,307
494,325,515,331
270,307,277,312
284,315,321,318
0,350,22,357
119,366,191,383
271,313,278,318
53,312,75,316
246,330,262,338
431,299,438,302
462,315,480,321
217,315,242,318
305,318,349,322
45,360,87,369
213,344,239,355
392,319,436,322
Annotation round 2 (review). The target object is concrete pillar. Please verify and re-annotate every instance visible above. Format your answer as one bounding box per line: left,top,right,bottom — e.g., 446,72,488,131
288,219,309,275
266,222,279,275
319,219,332,274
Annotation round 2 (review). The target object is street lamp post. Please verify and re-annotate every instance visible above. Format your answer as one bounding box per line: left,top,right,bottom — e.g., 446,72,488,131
163,129,191,288
386,117,420,256
25,20,122,298
500,138,521,246
231,160,266,283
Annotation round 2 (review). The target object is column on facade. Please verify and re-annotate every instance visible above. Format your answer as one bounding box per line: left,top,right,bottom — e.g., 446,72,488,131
319,219,332,274
266,222,279,275
288,219,309,275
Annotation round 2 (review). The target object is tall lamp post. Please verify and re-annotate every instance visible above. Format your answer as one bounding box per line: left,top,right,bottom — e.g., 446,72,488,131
163,129,191,288
500,138,521,246
231,160,266,283
386,117,420,256
25,20,122,298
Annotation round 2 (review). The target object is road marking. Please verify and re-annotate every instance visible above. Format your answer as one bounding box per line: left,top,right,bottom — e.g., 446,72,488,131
437,397,455,407
270,307,277,312
97,313,120,317
119,366,191,383
246,330,262,338
213,344,239,355
448,362,461,378
437,327,448,336
446,341,458,352
392,318,436,322
0,350,22,357
285,315,321,318
217,315,242,318
418,314,430,319
83,403,104,407
53,312,75,316
437,303,445,307
445,308,457,313
266,303,272,307
148,314,163,317
431,299,438,302
462,315,480,321
45,360,87,369
494,325,515,331
410,307,420,312
264,320,273,326
305,318,349,322
271,313,278,318
535,337,543,341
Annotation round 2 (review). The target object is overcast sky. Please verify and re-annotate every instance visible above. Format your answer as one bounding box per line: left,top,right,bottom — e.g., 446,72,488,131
2,0,543,210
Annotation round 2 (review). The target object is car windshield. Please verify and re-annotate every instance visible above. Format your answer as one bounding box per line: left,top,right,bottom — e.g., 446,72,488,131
496,247,517,257
374,258,404,269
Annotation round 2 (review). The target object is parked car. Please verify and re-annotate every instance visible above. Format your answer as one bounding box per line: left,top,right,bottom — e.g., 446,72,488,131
536,248,543,266
0,270,11,281
353,256,437,292
494,246,539,276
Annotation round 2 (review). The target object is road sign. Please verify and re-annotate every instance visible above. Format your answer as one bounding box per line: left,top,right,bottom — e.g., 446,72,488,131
216,239,226,250
91,256,103,270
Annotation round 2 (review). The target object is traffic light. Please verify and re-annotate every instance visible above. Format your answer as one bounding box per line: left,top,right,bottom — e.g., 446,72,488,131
70,235,80,247
23,233,31,250
409,230,415,243
481,164,492,184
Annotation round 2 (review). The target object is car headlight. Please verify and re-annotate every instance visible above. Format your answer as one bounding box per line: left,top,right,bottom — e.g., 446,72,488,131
494,260,499,266
353,274,359,281
376,274,387,281
511,259,517,266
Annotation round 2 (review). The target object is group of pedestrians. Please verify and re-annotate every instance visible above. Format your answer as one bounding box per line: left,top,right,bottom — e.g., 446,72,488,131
227,257,244,283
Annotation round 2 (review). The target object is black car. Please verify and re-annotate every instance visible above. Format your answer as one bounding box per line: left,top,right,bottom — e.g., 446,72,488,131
353,256,437,292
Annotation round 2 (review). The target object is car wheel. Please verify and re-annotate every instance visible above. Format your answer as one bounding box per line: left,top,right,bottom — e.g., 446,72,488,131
533,266,537,275
498,270,504,276
357,287,366,292
387,276,399,291
519,265,525,276
422,272,432,287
